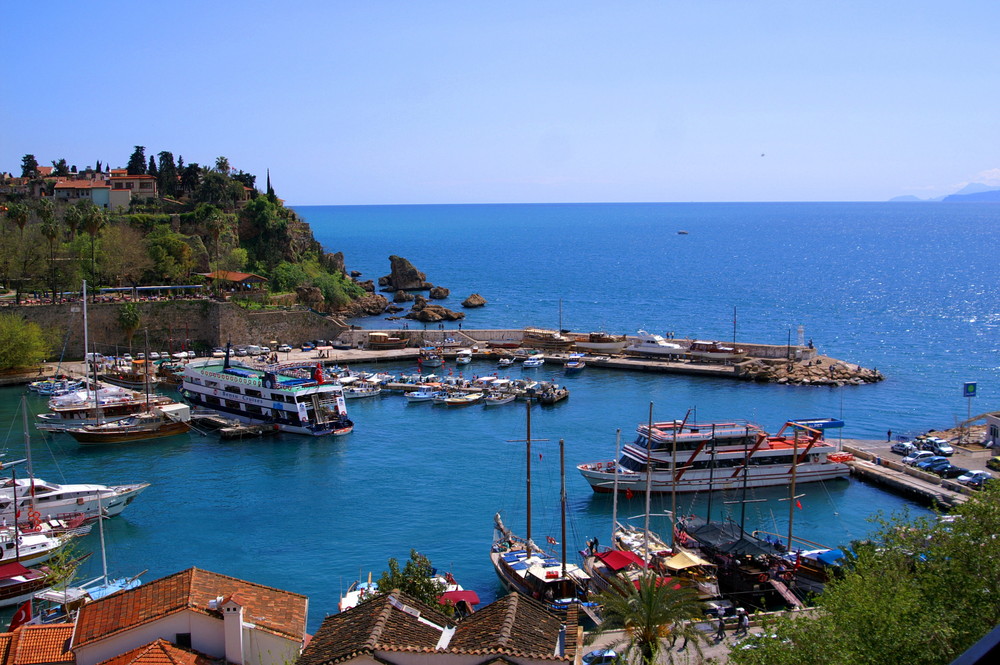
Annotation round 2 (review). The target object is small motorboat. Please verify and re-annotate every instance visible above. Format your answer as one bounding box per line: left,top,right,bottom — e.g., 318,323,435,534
441,393,483,407
455,350,473,365
565,354,586,373
483,391,516,406
405,389,440,402
497,357,515,368
522,356,545,368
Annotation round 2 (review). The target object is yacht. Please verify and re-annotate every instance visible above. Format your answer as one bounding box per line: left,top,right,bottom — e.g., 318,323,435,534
625,330,685,358
0,477,149,522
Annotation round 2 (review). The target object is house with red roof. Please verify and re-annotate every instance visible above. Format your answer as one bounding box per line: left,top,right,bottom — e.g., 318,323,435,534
70,568,308,665
297,589,579,665
0,624,75,665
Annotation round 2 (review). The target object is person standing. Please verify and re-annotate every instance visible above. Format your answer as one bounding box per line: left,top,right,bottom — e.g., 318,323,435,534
735,608,750,636
887,429,893,442
715,614,727,641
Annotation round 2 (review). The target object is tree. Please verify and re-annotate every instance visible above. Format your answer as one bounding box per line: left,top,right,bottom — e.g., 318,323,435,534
51,158,70,177
214,156,231,174
63,202,83,240
70,164,77,173
148,154,158,178
36,199,60,300
373,550,452,613
101,226,154,288
730,487,1000,665
126,146,147,175
79,201,107,285
194,171,243,208
0,312,51,370
20,154,38,178
156,151,178,197
117,302,141,352
588,571,707,665
95,159,102,173
180,163,202,196
144,226,195,283
232,170,256,191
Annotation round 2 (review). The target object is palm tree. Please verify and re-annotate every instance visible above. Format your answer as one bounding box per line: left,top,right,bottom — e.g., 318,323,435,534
37,200,60,301
117,302,141,353
588,571,708,665
63,202,83,240
80,202,107,288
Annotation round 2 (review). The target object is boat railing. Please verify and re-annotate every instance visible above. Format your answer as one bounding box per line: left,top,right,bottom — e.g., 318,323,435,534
200,370,261,387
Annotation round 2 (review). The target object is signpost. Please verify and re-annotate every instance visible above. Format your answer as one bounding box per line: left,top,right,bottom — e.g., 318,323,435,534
964,382,977,444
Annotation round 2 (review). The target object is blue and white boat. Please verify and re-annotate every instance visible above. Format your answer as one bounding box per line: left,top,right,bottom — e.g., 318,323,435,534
522,356,545,368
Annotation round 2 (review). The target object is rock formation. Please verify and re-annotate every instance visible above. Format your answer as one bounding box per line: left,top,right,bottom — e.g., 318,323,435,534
393,290,416,303
734,355,884,386
462,293,487,308
295,286,324,309
381,255,433,291
429,286,450,299
339,293,389,318
406,295,465,322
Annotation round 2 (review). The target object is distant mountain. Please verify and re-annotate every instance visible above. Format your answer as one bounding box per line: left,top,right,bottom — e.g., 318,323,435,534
890,182,1000,202
942,189,1000,202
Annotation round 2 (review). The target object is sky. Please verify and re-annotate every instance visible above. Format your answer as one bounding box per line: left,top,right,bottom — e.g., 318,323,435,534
2,1,998,205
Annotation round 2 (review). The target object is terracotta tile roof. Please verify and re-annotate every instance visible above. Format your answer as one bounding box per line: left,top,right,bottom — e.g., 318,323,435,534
36,167,53,176
0,634,13,665
10,624,75,664
110,175,156,180
196,271,268,283
95,639,221,665
73,568,308,649
54,180,110,190
298,591,570,665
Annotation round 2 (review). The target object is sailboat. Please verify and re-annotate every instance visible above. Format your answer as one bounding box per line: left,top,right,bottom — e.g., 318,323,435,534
490,401,593,615
67,322,191,445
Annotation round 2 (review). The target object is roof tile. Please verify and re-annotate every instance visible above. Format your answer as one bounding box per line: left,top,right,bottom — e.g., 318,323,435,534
11,624,75,664
95,639,221,665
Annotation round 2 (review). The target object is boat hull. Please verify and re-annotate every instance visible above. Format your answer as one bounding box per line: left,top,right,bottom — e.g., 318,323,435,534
579,462,850,494
70,420,191,444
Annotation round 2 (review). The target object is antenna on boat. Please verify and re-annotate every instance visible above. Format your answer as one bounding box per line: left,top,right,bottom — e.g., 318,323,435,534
507,399,548,553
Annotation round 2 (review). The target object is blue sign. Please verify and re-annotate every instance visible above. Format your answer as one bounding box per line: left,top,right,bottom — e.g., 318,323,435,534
964,382,977,398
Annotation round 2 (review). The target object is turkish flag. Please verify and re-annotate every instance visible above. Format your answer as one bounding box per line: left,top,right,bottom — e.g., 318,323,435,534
625,488,634,499
8,600,31,631
796,500,803,510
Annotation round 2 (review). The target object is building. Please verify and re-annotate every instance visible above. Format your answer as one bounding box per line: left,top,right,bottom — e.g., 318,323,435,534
109,171,157,203
53,180,112,207
297,589,579,665
0,624,75,665
71,568,308,665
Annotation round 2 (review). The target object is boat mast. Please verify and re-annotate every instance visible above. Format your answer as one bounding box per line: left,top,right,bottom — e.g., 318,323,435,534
526,399,532,548
670,420,678,548
643,402,653,559
611,428,620,541
21,397,36,517
787,429,800,551
143,328,151,410
706,431,717,522
83,280,91,403
560,438,566,581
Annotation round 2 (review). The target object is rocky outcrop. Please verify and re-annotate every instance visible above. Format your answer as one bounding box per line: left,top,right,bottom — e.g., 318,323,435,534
295,286,324,309
429,286,450,300
381,255,433,291
394,290,416,303
350,270,362,278
338,293,389,318
406,296,465,322
462,293,487,308
734,355,884,386
324,251,346,275
357,280,375,293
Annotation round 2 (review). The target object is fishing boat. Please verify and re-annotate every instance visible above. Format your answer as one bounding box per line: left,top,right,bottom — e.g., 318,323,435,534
341,380,382,399
405,389,441,402
522,356,545,368
577,417,850,494
67,403,192,444
625,330,685,358
497,356,515,368
483,391,516,406
521,327,574,351
572,332,628,354
687,340,745,362
418,348,444,368
99,359,160,391
490,403,593,616
455,349,473,365
180,348,353,436
440,392,483,407
536,385,569,405
564,354,586,373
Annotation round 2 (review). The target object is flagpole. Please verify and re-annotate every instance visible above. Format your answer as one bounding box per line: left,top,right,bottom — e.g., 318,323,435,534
643,402,653,560
788,429,799,550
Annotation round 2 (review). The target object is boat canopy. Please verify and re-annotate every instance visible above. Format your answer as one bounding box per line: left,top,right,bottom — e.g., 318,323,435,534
664,550,712,570
439,590,480,606
595,549,647,571
0,561,32,577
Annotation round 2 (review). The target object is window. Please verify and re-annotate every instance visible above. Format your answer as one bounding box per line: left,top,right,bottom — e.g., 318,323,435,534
175,633,192,649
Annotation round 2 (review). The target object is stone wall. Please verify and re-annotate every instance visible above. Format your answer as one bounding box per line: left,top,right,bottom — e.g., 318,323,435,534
6,302,346,359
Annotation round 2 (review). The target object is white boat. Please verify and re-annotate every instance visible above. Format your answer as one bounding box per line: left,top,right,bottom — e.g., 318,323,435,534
522,356,545,368
625,330,685,358
0,528,72,567
405,389,440,402
0,477,149,522
455,349,473,365
439,392,483,407
341,381,382,399
578,418,852,494
483,391,516,406
564,354,586,373
687,340,746,362
36,387,175,432
573,332,628,353
497,357,515,368
180,353,353,436
339,572,474,614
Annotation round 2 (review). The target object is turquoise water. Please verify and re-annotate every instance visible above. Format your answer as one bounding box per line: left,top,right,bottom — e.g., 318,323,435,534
4,202,998,629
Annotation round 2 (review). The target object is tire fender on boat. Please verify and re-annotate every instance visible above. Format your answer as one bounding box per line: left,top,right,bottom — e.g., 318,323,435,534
758,573,769,583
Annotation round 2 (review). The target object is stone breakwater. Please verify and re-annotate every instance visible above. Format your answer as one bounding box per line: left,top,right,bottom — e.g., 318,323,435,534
735,355,884,386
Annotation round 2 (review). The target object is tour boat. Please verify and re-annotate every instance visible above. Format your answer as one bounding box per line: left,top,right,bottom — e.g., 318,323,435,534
366,332,409,350
0,477,148,522
572,332,628,354
625,330,685,358
99,359,160,391
36,388,175,432
578,418,851,494
0,562,63,609
686,340,745,362
180,353,353,436
522,356,544,368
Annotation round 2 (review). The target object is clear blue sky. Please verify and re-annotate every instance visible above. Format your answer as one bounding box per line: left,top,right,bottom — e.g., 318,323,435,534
2,2,997,204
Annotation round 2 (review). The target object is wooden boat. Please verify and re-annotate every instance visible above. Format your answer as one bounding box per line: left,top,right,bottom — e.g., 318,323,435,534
687,341,745,362
367,332,409,350
0,562,63,608
68,403,192,444
483,391,516,406
572,332,627,354
441,392,482,407
100,359,160,391
536,385,569,405
490,403,594,617
418,348,444,368
521,327,574,350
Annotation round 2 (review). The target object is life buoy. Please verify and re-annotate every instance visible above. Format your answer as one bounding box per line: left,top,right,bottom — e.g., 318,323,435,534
28,510,41,523
781,571,793,581
596,462,603,469
758,573,769,583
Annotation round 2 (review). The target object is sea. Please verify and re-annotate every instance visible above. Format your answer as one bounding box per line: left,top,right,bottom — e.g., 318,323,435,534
1,202,998,630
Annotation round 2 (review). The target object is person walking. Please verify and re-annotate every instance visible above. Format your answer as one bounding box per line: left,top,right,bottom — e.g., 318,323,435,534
714,614,727,641
735,608,750,637
887,429,893,441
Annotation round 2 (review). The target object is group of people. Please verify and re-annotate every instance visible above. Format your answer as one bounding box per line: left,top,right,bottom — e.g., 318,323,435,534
713,607,750,641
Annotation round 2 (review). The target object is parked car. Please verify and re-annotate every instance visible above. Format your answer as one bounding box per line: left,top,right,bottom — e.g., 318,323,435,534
891,441,917,456
122,353,133,362
918,436,948,452
936,464,968,479
278,344,292,352
903,451,935,466
986,456,1000,472
148,351,160,360
957,470,991,486
234,347,248,357
582,649,621,665
211,348,226,358
967,476,995,491
930,440,954,456
136,352,145,360
302,343,314,352
915,456,949,472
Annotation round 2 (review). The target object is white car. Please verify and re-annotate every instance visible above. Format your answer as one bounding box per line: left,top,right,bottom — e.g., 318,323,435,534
211,348,226,358
122,353,133,362
148,351,160,360
278,344,292,352
902,450,935,466
957,470,991,486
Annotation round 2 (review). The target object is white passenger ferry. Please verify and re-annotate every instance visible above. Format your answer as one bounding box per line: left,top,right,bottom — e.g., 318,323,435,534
180,352,352,436
578,417,851,494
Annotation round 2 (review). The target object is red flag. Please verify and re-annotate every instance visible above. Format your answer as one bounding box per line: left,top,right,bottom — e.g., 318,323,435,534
8,600,31,631
539,453,543,461
546,536,557,545
796,500,803,510
625,488,634,499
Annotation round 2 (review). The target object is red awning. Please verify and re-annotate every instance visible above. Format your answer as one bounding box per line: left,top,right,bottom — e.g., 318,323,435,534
595,549,647,571
0,562,31,578
439,590,481,606
632,576,680,590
